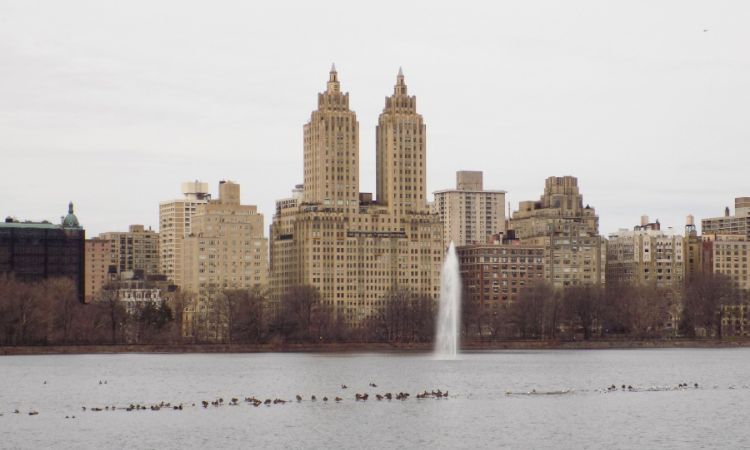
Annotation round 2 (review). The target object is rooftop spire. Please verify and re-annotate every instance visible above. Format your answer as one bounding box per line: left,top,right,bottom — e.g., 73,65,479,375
327,63,340,93
395,67,407,95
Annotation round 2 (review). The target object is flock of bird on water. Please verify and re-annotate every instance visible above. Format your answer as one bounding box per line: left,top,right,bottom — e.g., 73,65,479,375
5,380,742,418
2,380,449,418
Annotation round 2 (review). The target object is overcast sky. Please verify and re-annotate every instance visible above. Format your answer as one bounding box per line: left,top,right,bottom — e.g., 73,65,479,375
1,1,748,237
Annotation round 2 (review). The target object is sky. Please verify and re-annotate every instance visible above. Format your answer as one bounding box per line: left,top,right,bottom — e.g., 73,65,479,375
1,0,748,237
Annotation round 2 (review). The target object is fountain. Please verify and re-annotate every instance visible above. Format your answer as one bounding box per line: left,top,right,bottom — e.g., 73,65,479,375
435,242,461,360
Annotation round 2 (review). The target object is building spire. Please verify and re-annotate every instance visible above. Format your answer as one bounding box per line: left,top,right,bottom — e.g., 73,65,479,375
395,67,407,95
327,63,340,93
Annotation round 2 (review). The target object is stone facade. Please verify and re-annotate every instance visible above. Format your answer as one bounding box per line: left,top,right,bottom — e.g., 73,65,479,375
710,234,750,291
509,176,605,287
181,181,268,341
433,171,506,247
270,67,443,326
84,237,113,303
606,219,684,288
99,224,159,278
158,181,210,286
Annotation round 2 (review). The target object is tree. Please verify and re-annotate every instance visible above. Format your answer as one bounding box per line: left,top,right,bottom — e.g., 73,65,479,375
681,273,741,338
511,281,559,339
222,287,265,344
563,284,603,340
278,285,322,342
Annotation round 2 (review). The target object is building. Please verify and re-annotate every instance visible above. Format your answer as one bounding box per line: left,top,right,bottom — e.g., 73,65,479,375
606,216,685,288
433,171,506,247
684,215,703,282
702,197,750,240
84,237,114,303
159,181,210,286
720,303,750,337
0,202,85,300
270,66,443,326
509,176,605,287
98,224,159,278
456,234,546,312
181,181,269,341
710,234,750,291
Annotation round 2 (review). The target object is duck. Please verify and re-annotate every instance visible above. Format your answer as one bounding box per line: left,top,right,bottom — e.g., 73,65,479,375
376,394,383,400
296,395,302,402
29,411,39,416
369,382,377,388
335,397,342,402
341,384,348,389
323,397,328,402
311,395,317,401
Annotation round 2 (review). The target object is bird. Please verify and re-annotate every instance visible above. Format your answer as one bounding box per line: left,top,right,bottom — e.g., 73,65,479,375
296,395,302,402
335,397,342,402
369,382,377,388
341,384,348,389
323,397,328,402
311,395,317,401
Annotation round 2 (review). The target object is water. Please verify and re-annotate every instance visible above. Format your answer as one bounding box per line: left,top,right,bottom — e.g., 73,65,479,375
2,349,750,449
435,242,461,359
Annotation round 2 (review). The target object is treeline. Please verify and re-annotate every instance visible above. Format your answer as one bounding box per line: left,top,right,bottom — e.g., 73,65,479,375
463,273,747,341
0,275,181,346
1,273,747,347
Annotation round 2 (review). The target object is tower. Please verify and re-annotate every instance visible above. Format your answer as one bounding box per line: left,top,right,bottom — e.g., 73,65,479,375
303,64,360,209
376,68,427,214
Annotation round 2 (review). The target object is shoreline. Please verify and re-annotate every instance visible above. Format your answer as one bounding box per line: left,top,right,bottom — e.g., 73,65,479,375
2,339,750,355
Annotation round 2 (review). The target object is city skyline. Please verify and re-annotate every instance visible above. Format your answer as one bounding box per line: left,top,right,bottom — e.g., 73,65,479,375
2,1,749,237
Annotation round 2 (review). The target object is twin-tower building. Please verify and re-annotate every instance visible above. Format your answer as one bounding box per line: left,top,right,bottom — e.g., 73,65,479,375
270,66,443,325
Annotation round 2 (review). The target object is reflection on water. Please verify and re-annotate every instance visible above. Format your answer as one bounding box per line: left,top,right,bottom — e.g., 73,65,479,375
1,349,750,449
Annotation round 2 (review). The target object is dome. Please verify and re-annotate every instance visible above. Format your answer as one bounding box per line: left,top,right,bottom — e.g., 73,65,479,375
62,201,80,228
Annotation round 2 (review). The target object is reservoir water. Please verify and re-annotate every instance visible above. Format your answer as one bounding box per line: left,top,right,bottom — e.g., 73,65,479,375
1,349,749,449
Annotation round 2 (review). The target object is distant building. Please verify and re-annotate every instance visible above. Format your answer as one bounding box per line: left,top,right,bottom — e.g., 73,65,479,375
720,303,750,337
683,215,704,282
181,181,269,342
98,224,159,278
433,171,506,247
0,202,85,300
710,234,750,291
457,234,546,311
159,181,210,286
509,176,606,287
269,67,443,326
84,237,114,303
606,216,684,288
702,197,750,240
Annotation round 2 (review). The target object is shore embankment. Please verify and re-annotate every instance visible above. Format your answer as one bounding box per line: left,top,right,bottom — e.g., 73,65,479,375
2,339,750,355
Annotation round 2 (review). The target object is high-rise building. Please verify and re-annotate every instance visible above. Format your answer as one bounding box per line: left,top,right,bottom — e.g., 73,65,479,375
181,181,269,341
182,180,268,295
702,197,750,239
0,202,85,300
606,216,685,288
270,67,443,325
159,181,210,286
433,171,506,246
376,68,428,215
98,224,159,278
303,64,359,208
84,237,113,303
509,176,605,287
